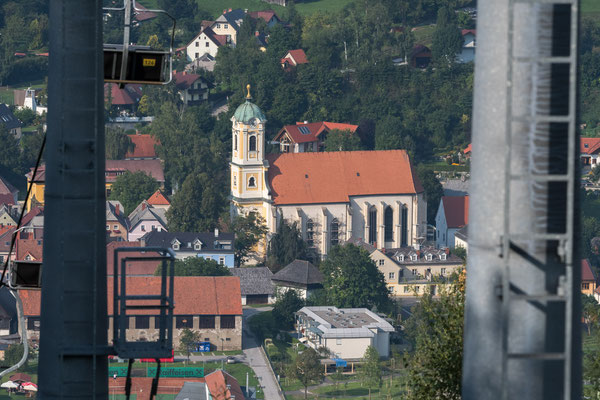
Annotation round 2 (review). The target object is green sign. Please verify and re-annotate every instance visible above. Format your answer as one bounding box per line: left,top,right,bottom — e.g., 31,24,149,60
108,366,204,378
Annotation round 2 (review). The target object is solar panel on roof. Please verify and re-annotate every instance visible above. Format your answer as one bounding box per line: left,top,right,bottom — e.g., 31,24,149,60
299,126,311,135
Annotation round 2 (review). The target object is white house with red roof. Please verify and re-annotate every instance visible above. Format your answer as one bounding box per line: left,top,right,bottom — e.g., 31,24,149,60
186,26,227,61
435,195,469,249
173,71,212,106
581,138,600,168
230,92,427,259
458,29,476,63
146,190,170,211
104,83,142,115
273,121,359,153
281,49,309,69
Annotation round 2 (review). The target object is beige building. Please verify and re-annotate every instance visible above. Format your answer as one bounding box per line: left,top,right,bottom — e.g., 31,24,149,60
20,276,243,350
296,306,394,359
230,92,427,260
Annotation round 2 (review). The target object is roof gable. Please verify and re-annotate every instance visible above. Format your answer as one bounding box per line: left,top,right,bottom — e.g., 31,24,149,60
441,196,469,228
274,121,358,144
266,150,423,205
282,49,308,66
147,190,170,206
581,138,600,155
583,259,596,282
272,259,324,286
0,104,22,131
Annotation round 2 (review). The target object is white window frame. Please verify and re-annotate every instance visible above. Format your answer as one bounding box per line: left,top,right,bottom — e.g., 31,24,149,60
219,257,225,265
388,272,395,279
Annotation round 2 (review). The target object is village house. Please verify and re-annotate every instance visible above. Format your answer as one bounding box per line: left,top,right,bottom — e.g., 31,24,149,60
173,71,213,106
104,83,142,115
140,230,235,267
582,259,597,296
271,259,324,299
106,241,160,277
230,90,427,260
125,133,159,160
106,201,128,241
281,49,309,70
435,195,469,248
296,306,394,359
458,29,476,63
581,137,600,169
20,276,243,349
248,10,282,28
146,190,170,211
231,267,275,305
273,121,359,153
0,227,15,264
127,201,168,242
211,8,246,45
0,176,19,206
0,104,22,139
0,205,18,227
454,225,468,251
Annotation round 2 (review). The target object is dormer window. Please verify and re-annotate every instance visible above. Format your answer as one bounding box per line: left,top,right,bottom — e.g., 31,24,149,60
410,254,417,261
173,243,179,250
398,254,405,262
585,143,589,148
194,240,202,251
440,253,447,260
426,254,432,261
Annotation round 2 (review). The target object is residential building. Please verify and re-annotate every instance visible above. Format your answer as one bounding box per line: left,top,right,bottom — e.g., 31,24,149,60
20,276,243,349
0,204,18,226
281,49,308,69
140,230,234,267
435,195,469,248
186,27,227,60
296,306,394,359
454,225,468,251
125,133,159,160
26,160,165,211
106,201,128,241
0,104,22,138
211,9,246,45
582,259,597,296
173,71,213,106
104,83,143,115
271,259,324,299
186,53,216,73
273,121,359,153
127,201,168,242
581,137,600,169
146,190,171,211
0,176,18,205
458,29,476,63
248,10,282,28
204,370,246,400
230,92,427,260
410,45,432,68
231,267,275,305
0,227,15,265
14,229,43,261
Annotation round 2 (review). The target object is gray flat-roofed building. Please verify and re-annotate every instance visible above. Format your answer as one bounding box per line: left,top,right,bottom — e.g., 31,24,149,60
231,267,275,305
296,306,394,359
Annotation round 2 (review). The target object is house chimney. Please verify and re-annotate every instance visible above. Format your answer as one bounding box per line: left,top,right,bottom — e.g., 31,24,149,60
115,204,120,215
255,31,260,37
445,247,450,255
304,120,308,124
416,249,421,257
229,8,232,12
214,228,219,238
141,202,146,210
223,9,226,14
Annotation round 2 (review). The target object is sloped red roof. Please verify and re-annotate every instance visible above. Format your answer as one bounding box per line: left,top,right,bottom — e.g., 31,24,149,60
21,276,242,316
266,150,423,205
147,190,170,206
462,29,477,36
202,26,228,47
104,83,138,105
248,10,279,23
109,377,206,396
582,259,596,282
0,194,14,205
15,238,43,261
21,207,43,226
274,121,358,144
463,143,472,154
173,71,202,90
442,196,469,228
0,176,17,196
205,370,245,400
26,165,45,182
105,159,165,183
581,138,600,155
282,49,308,66
126,134,159,159
133,3,157,22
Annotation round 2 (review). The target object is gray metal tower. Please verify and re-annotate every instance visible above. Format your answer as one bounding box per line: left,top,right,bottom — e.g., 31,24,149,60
38,0,108,398
463,0,581,399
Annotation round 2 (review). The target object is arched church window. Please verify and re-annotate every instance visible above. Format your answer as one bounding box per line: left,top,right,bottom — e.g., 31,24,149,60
384,206,393,243
234,134,238,151
401,206,408,246
306,219,315,248
368,208,377,245
330,218,339,247
248,177,256,187
249,135,257,152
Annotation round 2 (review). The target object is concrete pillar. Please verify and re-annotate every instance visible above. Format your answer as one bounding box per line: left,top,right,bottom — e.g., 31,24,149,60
321,207,328,256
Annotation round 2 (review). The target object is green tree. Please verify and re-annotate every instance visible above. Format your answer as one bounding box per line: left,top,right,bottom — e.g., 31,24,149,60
360,345,382,400
108,171,159,215
0,124,24,176
287,347,324,400
167,173,224,233
584,327,600,399
155,256,232,277
431,7,463,66
323,129,363,151
267,221,307,272
320,244,391,312
4,343,27,368
230,213,268,267
179,328,200,362
416,165,444,225
404,272,465,400
583,294,600,336
13,107,36,126
272,289,305,330
105,126,134,160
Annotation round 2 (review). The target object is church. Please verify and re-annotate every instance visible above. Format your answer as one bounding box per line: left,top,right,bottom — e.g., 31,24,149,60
230,86,428,259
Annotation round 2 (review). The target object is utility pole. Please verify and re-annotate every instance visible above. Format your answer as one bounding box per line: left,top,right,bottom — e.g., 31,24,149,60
38,0,107,398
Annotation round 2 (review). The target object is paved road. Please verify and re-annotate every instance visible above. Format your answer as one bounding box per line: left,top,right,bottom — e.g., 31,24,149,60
242,307,284,400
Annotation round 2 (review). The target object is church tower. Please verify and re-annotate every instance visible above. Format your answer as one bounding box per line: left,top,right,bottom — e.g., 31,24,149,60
230,85,272,227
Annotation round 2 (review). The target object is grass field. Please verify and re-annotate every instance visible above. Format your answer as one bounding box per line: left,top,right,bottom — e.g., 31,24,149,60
582,0,600,14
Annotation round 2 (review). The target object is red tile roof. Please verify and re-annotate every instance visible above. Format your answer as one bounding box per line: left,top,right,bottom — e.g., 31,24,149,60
147,190,170,206
0,176,17,196
106,241,161,276
21,207,43,226
0,194,14,205
173,71,202,90
20,276,242,316
126,134,159,159
104,83,141,106
15,238,43,261
282,49,308,66
582,259,596,282
26,165,45,182
581,138,600,155
105,159,165,183
274,121,359,144
133,3,157,22
205,370,245,400
463,143,472,154
201,26,228,47
461,29,477,36
108,377,206,397
248,10,279,23
266,150,423,205
442,196,469,228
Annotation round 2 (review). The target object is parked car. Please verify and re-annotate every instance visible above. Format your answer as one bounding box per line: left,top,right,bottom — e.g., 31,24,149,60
226,356,237,364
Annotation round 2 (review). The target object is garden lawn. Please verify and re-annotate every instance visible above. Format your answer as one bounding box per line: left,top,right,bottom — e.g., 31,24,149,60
582,0,600,15
193,0,354,19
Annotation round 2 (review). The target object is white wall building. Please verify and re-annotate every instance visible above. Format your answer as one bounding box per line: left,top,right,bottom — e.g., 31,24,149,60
435,196,469,249
186,27,225,61
296,306,395,359
457,29,476,63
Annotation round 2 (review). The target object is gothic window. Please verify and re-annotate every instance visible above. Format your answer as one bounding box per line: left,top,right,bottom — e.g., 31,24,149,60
384,206,393,242
234,134,238,151
248,177,256,187
330,218,339,247
368,208,377,245
249,135,257,151
306,219,315,247
401,206,408,246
